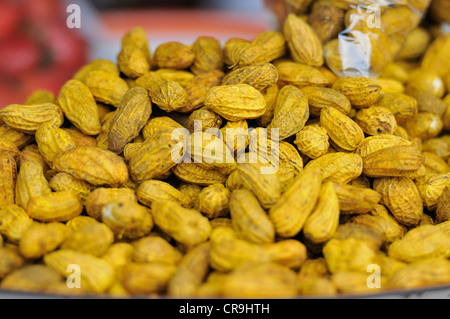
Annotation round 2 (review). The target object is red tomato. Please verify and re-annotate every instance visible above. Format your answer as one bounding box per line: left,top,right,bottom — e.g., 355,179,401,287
0,0,89,107
41,22,87,70
0,36,42,77
0,1,22,41
22,0,65,26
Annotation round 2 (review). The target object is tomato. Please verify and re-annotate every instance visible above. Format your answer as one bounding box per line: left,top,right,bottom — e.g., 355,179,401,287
0,36,42,76
41,22,87,70
0,0,88,105
0,1,22,41
22,0,65,26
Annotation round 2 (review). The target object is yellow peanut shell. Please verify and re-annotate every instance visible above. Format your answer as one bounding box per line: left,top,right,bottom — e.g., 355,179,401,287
85,187,137,219
303,182,340,244
209,226,269,272
333,223,382,251
190,36,224,75
0,155,17,207
300,86,351,116
322,238,377,273
332,182,381,214
0,103,64,134
305,152,363,184
151,200,211,248
320,107,364,151
267,84,309,140
53,146,129,187
19,222,68,259
294,124,329,160
275,60,328,88
0,264,64,294
15,160,52,210
221,63,278,92
195,183,231,219
373,177,424,227
122,262,176,295
252,30,286,63
101,243,134,282
0,246,25,279
362,145,423,178
173,163,228,186
222,262,299,298
387,257,450,290
388,225,450,263
229,188,275,244
137,73,188,112
0,124,34,149
137,179,190,209
57,79,102,135
131,234,182,265
269,168,322,238
35,123,76,169
236,162,281,209
117,26,151,78
332,77,382,108
129,127,185,183
167,242,211,297
107,86,152,154
0,204,33,244
84,70,129,107
101,199,153,239
350,204,407,247
26,191,83,222
283,13,324,67
44,249,115,293
205,84,266,121
153,41,195,70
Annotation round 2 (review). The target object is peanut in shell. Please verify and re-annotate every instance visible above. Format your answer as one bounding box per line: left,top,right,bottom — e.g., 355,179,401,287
0,103,64,134
57,79,102,136
151,200,211,248
117,26,151,78
269,168,322,238
229,188,275,244
53,146,129,187
388,225,450,263
26,191,83,223
332,77,382,108
107,86,152,154
362,145,423,178
373,177,424,227
320,106,364,152
204,84,266,121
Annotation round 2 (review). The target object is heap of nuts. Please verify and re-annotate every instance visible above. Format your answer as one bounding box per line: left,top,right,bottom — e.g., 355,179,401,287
1,0,450,298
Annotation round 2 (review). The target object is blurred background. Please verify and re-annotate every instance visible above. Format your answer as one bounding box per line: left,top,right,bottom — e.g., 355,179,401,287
0,0,273,106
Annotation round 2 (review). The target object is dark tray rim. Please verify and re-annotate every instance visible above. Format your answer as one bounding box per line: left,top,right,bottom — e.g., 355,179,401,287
0,283,449,299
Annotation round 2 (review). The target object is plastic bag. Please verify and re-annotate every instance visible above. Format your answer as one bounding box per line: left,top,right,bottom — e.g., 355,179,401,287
263,0,433,78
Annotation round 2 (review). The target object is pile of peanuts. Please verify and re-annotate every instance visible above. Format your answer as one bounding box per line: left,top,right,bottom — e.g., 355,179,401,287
0,0,449,298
